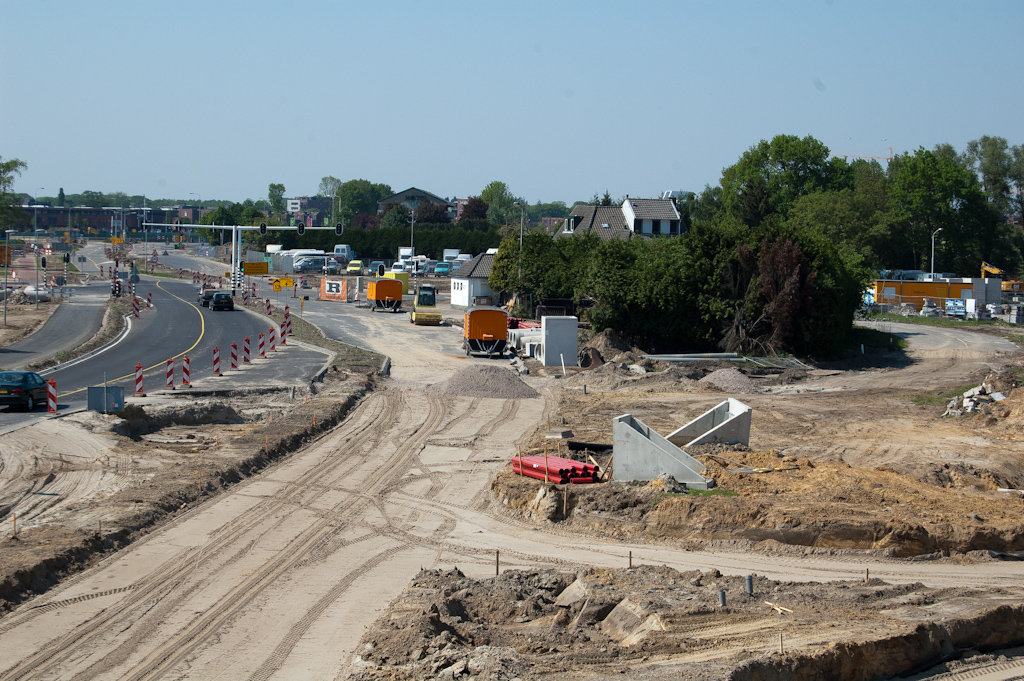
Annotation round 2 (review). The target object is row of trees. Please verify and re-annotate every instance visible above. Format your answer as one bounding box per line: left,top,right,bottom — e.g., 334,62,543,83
489,134,1024,355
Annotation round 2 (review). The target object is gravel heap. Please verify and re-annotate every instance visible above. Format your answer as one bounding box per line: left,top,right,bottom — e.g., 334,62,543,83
698,368,761,394
428,365,539,399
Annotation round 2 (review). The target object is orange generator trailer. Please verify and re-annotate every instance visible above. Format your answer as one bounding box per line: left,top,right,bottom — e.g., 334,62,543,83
463,306,508,357
367,278,404,312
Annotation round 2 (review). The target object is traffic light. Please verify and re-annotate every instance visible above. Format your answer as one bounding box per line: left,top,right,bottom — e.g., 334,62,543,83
335,222,343,236
259,222,267,236
40,256,46,269
64,252,70,264
296,222,305,236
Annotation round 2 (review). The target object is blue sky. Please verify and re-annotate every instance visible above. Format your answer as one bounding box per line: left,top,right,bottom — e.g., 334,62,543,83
2,1,1021,206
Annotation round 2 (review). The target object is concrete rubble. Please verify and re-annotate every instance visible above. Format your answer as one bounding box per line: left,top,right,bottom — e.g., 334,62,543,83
943,373,1009,416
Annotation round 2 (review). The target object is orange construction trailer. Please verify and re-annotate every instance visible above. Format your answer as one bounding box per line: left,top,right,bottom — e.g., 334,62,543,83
463,306,508,358
367,278,404,312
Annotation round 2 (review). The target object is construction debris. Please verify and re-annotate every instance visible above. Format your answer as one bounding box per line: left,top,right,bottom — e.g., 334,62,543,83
943,372,1016,417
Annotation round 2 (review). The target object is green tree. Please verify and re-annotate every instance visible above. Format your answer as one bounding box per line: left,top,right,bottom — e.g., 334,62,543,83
337,179,392,218
1010,144,1024,224
0,156,28,228
268,183,285,215
964,136,1013,213
481,181,517,225
888,147,999,274
720,134,850,220
379,203,410,231
79,190,105,208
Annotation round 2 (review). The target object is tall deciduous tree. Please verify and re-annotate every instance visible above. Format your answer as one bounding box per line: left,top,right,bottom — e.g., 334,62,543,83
0,156,27,228
964,136,1013,213
268,183,285,215
720,134,850,220
337,179,392,217
481,181,516,225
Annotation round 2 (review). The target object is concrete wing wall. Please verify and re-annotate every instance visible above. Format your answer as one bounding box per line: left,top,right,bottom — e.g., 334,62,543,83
667,398,751,448
612,414,713,489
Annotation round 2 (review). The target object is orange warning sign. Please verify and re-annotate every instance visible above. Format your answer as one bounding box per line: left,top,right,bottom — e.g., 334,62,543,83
320,279,348,301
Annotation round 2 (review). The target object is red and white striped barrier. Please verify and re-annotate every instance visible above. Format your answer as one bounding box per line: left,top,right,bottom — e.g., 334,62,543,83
258,332,265,357
178,269,184,279
182,355,191,386
193,271,199,284
166,357,174,388
133,297,140,318
135,363,144,395
100,265,105,277
213,346,221,375
279,323,287,346
218,276,223,287
50,275,56,288
47,379,57,414
269,327,276,351
242,288,249,305
265,299,271,315
83,274,90,285
230,342,238,370
147,291,153,307
243,336,250,363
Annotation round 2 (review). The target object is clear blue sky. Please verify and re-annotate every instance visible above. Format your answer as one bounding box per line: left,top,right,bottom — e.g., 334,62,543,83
2,1,1021,206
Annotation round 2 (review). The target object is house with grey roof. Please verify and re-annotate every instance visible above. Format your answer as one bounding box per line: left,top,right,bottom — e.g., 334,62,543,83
450,252,496,308
556,197,682,240
377,187,453,216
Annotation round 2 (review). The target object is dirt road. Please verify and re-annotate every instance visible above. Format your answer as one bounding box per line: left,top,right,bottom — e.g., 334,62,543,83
0,313,1022,679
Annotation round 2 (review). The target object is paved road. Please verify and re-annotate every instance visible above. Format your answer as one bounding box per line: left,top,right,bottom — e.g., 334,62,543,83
858,319,1020,354
0,286,107,370
0,275,330,431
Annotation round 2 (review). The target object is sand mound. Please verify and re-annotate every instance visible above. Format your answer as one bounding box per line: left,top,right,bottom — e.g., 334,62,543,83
698,368,760,394
428,365,539,399
585,329,633,357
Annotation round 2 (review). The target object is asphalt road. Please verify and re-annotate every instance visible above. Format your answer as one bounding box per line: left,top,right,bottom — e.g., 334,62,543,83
858,319,1020,353
0,274,330,430
0,286,107,370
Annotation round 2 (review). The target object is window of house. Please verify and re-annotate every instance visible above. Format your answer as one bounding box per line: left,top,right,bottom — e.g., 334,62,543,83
652,220,661,235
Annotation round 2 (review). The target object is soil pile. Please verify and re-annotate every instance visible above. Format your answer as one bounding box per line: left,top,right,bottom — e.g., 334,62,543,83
428,365,539,400
699,368,761,394
492,443,1024,557
350,566,1024,681
584,329,633,357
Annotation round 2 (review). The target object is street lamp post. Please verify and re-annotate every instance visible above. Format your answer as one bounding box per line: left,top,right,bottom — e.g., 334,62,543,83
4,229,14,326
931,227,943,281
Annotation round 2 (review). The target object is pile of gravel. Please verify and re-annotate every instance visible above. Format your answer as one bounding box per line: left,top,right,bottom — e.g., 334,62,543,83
428,365,539,399
698,368,761,394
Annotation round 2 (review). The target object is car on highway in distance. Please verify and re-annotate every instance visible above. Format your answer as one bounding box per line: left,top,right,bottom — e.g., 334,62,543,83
0,371,47,411
198,288,216,307
211,292,234,311
347,259,363,275
433,261,451,277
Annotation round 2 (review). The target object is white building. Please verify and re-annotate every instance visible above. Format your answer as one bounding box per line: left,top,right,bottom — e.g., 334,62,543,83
450,252,496,308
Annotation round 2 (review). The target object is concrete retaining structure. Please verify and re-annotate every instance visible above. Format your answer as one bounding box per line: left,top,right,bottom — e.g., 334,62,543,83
612,414,714,489
667,398,751,448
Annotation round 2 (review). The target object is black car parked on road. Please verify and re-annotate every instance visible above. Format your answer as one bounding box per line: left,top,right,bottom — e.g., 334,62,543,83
0,371,48,410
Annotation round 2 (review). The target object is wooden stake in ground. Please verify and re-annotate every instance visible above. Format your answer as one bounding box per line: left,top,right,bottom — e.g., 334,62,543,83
495,550,500,576
779,632,784,655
